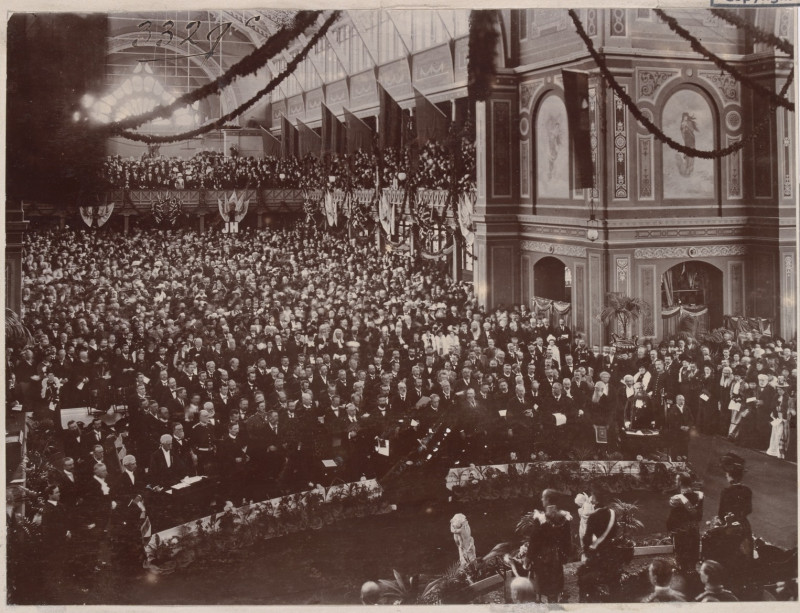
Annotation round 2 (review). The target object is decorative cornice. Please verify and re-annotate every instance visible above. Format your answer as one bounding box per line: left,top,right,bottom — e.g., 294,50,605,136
521,240,587,258
633,245,748,259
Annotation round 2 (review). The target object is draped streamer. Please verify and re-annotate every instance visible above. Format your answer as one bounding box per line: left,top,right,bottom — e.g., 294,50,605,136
80,202,114,228
324,191,338,227
457,192,475,245
724,316,773,338
532,297,572,329
661,305,709,338
662,269,674,308
379,191,395,235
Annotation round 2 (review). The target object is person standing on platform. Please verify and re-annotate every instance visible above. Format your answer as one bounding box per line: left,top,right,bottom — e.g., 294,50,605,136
525,488,572,603
665,395,694,461
667,473,703,572
577,483,622,602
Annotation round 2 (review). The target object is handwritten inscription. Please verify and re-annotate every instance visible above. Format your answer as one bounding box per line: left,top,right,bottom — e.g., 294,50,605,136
132,19,248,60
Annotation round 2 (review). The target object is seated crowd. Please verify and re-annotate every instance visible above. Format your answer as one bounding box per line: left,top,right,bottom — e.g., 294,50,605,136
9,221,797,564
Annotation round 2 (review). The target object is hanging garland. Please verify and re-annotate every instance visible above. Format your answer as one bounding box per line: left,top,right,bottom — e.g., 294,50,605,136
654,9,793,112
568,10,793,160
101,11,323,134
117,12,341,144
709,8,794,56
467,10,499,102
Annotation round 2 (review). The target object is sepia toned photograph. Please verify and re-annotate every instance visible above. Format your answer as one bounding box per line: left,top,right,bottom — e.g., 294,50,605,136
4,6,798,606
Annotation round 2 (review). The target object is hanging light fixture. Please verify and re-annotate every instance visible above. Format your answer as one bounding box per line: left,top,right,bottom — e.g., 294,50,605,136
586,198,600,242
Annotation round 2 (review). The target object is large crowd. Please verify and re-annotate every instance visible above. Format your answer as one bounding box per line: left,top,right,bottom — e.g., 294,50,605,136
100,139,476,193
7,219,797,589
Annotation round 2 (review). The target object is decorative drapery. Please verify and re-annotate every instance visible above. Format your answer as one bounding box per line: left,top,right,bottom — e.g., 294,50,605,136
724,315,773,338
532,297,572,329
457,191,475,245
79,202,114,228
662,269,674,308
323,191,338,227
661,304,709,338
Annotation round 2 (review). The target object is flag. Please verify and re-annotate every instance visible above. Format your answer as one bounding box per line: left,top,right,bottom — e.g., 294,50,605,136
414,87,449,146
344,108,374,154
562,69,594,189
321,103,346,155
260,125,281,158
297,118,322,158
281,115,298,159
378,83,403,151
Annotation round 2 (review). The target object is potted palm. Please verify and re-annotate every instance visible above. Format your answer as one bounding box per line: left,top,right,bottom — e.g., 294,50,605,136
598,292,647,347
610,499,644,564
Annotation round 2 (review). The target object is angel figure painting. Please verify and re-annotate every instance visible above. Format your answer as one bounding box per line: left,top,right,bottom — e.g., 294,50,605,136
662,88,715,199
536,94,569,198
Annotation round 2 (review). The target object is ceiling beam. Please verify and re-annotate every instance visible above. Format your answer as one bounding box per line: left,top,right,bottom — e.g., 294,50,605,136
348,11,379,67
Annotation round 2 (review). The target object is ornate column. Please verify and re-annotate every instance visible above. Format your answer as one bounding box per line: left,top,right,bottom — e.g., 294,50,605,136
473,73,521,310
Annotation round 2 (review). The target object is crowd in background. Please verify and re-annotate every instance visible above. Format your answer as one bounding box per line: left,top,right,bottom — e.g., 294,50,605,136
100,139,476,193
7,219,797,588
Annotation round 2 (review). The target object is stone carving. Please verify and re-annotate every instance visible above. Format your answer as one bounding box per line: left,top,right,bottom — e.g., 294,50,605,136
617,258,629,284
521,240,587,258
520,81,543,112
586,9,598,36
638,70,677,100
698,71,740,103
634,245,748,259
614,92,629,199
450,514,476,567
610,8,626,36
725,110,742,131
785,254,794,278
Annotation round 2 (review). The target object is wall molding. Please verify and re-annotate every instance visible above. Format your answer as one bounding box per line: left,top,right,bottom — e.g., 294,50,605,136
633,245,748,259
521,240,587,258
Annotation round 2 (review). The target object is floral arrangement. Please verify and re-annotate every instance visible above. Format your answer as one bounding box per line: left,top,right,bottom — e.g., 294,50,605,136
144,480,393,574
448,460,689,504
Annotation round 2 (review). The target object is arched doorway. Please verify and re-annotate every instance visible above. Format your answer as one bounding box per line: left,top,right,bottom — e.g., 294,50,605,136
534,256,571,302
661,261,723,338
532,256,572,329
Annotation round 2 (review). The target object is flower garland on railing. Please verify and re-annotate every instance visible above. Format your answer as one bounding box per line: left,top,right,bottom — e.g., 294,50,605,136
654,9,793,112
709,8,794,56
116,11,341,144
101,11,322,134
568,9,793,160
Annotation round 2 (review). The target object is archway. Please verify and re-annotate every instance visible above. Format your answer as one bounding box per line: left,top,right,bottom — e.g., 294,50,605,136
532,256,572,329
661,260,723,338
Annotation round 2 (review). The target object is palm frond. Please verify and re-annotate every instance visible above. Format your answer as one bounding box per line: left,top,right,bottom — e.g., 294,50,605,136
482,541,515,562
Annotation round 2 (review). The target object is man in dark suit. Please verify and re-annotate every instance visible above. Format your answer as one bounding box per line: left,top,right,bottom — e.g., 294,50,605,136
148,434,186,488
390,380,414,416
41,484,71,546
665,395,694,461
218,422,249,503
62,420,85,465
52,456,82,513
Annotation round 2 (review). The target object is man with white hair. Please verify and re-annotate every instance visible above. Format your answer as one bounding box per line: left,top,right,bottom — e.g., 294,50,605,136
148,434,183,488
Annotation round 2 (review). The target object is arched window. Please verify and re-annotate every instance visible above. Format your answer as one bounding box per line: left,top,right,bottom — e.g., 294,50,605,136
661,87,716,199
88,65,200,131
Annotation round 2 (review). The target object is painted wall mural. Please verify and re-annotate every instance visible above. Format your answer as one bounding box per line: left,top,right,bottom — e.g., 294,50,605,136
662,89,715,199
536,94,569,199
